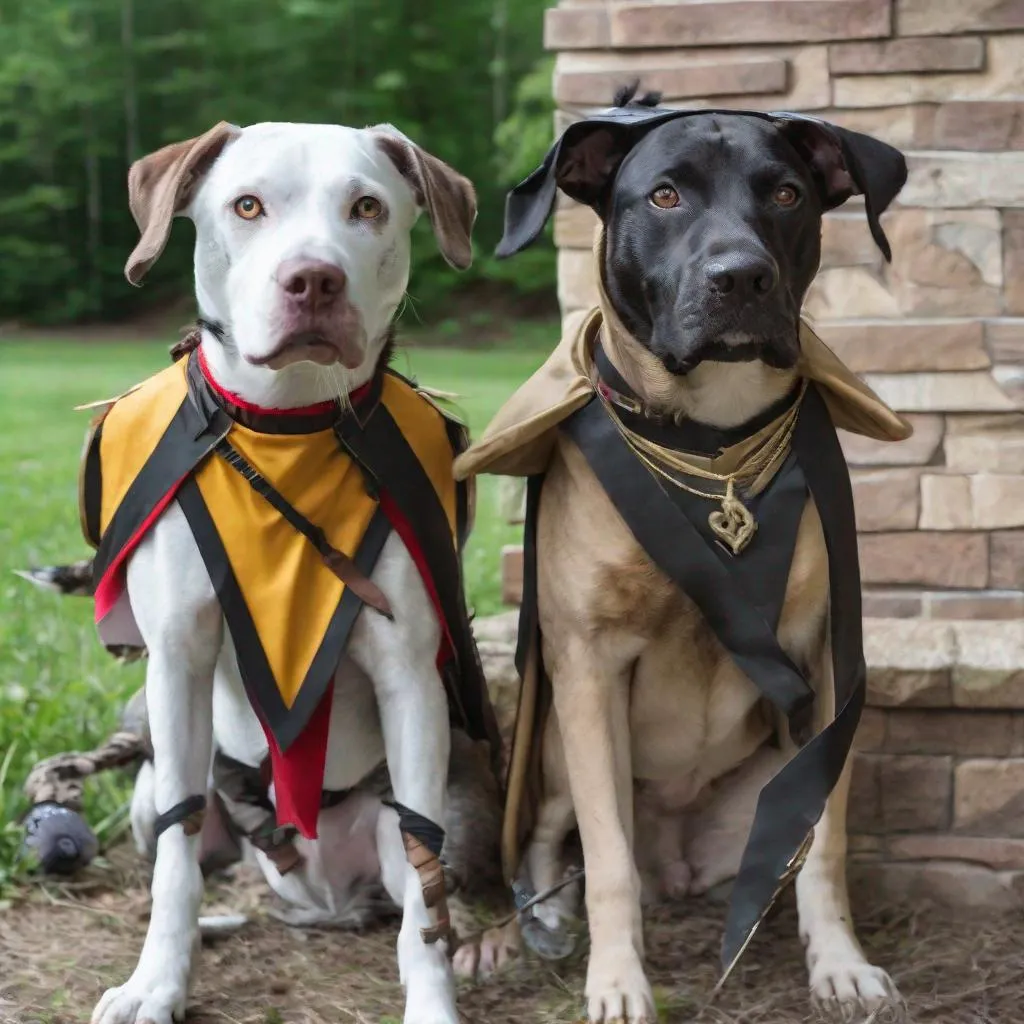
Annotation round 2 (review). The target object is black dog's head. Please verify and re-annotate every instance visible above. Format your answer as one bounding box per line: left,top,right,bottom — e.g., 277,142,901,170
498,87,907,376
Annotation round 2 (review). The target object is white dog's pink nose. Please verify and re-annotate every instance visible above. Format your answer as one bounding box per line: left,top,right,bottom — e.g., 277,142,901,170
278,259,347,310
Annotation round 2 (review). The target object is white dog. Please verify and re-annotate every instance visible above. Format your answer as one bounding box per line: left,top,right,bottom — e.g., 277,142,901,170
85,120,493,1024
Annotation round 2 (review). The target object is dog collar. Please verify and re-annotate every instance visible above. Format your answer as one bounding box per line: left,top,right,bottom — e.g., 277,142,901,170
592,340,801,458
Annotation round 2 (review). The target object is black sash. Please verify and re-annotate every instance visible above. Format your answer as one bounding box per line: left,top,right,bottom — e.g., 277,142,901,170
551,382,864,971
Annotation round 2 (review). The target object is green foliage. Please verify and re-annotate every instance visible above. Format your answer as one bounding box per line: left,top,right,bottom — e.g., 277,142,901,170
0,0,555,325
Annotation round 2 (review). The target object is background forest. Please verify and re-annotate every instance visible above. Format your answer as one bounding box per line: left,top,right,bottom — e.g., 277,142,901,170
0,0,557,327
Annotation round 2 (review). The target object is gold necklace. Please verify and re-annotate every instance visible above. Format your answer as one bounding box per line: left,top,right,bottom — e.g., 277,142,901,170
598,381,807,556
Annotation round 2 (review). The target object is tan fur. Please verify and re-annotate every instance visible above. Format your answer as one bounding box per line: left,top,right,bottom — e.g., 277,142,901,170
473,352,902,1020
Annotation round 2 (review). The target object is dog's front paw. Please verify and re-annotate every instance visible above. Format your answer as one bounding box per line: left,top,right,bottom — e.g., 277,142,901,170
809,958,905,1023
91,969,188,1024
585,945,655,1023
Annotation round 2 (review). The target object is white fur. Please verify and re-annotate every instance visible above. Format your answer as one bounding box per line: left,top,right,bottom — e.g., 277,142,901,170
93,123,457,1024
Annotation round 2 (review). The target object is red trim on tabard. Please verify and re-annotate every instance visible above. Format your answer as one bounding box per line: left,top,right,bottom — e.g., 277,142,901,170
378,488,455,668
267,490,455,838
197,346,371,417
264,682,334,839
94,474,190,621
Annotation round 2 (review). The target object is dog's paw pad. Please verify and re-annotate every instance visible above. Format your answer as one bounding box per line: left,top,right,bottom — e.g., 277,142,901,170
586,948,655,1023
91,976,187,1024
810,961,905,1023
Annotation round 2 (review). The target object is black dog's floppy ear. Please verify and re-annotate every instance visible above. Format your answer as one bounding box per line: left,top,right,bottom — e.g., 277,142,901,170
495,123,635,259
496,83,665,259
777,117,907,262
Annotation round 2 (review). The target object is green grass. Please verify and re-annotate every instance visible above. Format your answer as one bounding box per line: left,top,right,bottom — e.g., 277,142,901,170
0,328,553,886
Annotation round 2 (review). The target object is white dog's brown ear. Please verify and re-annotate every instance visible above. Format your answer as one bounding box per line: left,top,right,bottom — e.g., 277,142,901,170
374,131,477,270
125,122,238,285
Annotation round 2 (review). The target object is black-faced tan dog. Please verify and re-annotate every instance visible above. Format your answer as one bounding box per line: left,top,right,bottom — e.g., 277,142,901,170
453,88,912,1023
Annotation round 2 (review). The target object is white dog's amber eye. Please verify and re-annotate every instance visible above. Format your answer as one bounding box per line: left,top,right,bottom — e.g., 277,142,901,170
353,196,383,220
774,185,800,208
233,195,264,220
650,186,680,210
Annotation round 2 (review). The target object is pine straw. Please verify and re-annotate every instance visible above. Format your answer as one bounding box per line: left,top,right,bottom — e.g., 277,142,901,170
1,847,1021,1024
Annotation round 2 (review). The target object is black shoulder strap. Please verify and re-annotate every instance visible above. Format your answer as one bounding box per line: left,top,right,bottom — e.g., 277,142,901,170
560,384,864,972
336,401,503,769
562,400,815,725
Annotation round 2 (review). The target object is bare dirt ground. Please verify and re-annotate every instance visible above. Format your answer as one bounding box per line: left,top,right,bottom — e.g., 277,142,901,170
2,845,1022,1024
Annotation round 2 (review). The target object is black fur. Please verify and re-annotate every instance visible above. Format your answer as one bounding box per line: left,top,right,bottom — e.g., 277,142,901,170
496,105,906,376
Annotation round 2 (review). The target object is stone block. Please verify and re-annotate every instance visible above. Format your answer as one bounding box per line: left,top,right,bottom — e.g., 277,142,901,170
919,474,972,530
554,56,788,104
945,414,1024,473
885,709,1015,756
848,753,883,832
501,544,524,606
852,861,1024,910
804,267,899,319
926,590,1024,620
888,835,1024,872
820,213,885,269
886,209,1003,318
859,533,988,588
568,44,830,111
991,531,1024,589
879,754,953,831
554,202,599,250
862,590,924,618
954,759,1024,836
970,474,1024,529
815,319,989,373
819,105,919,149
901,153,1024,210
851,468,920,531
862,372,1017,413
855,708,888,752
840,413,943,467
833,37,1024,108
897,0,1024,36
544,5,610,50
609,0,891,48
863,618,957,705
922,102,1024,151
986,320,1024,364
829,35,985,75
953,622,1024,709
558,248,599,313
1005,212,1024,315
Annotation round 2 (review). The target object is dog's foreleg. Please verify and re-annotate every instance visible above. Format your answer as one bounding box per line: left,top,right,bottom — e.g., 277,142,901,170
350,535,456,1024
795,638,905,1022
92,509,220,1024
548,633,654,1024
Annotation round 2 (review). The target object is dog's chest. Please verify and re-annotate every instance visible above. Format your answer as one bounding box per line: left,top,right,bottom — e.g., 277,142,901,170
620,499,830,791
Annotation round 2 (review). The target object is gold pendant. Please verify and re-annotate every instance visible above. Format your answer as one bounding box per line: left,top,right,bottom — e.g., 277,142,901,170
708,482,757,556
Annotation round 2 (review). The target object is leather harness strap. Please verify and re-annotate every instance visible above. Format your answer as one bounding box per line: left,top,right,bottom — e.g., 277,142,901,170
388,800,450,943
213,438,394,620
152,794,207,841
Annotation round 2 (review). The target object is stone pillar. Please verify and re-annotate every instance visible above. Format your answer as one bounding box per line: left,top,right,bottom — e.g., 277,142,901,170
491,1,1024,906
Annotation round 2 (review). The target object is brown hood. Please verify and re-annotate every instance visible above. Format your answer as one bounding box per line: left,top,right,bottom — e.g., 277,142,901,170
455,236,911,481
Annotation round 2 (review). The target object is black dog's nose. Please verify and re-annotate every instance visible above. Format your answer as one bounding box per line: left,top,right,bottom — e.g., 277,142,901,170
705,254,777,300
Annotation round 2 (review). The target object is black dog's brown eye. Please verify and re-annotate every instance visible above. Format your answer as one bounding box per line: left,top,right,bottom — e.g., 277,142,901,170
353,196,383,220
774,185,799,208
233,195,264,220
650,186,680,210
